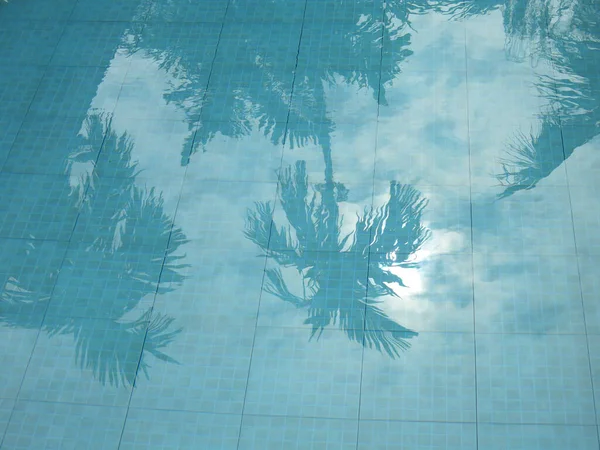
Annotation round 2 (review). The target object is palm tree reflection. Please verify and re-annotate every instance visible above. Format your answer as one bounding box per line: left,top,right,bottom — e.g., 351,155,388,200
0,115,186,387
246,157,430,358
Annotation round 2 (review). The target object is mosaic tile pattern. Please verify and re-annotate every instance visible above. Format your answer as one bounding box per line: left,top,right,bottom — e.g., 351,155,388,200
120,409,240,449
2,0,600,448
2,401,126,450
476,333,596,424
357,420,477,450
238,415,358,450
477,424,600,450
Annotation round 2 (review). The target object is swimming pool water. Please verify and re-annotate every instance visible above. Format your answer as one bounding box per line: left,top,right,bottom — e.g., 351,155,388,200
1,0,600,448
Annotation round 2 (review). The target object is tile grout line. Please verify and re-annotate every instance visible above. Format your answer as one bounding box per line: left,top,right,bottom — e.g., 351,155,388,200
234,2,309,448
463,23,479,450
560,117,600,445
0,6,85,444
355,4,388,448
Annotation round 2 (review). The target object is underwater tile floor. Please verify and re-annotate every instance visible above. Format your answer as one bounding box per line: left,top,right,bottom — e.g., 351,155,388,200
1,0,600,448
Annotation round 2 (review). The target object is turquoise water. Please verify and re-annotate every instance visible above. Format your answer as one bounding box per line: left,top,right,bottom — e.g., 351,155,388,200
1,0,600,448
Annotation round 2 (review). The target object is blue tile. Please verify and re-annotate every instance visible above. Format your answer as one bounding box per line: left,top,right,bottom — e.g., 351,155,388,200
0,0,76,19
2,401,126,450
0,115,23,170
0,173,82,240
305,0,384,23
71,172,182,253
473,253,585,334
3,112,109,175
357,420,477,450
570,184,600,255
244,327,363,419
70,0,148,21
0,399,14,439
586,335,600,424
0,321,41,399
19,316,145,405
0,239,68,317
476,333,595,424
478,424,599,450
130,316,254,414
174,178,278,251
189,120,284,182
238,415,358,450
120,409,240,449
201,62,294,123
471,185,576,254
227,0,306,22
46,244,163,319
0,20,65,66
579,255,600,333
28,66,124,117
281,120,377,186
360,332,476,422
215,21,302,68
290,68,381,124
364,253,474,334
152,244,264,326
51,21,144,68
297,20,383,72
143,0,229,22
0,65,45,120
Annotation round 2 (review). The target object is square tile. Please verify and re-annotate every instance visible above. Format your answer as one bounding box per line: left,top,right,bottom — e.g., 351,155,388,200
357,420,477,450
215,21,302,68
19,317,144,406
0,65,45,120
0,20,65,66
474,253,585,334
189,120,284,182
570,184,600,255
587,335,600,422
174,178,278,251
365,253,474,334
153,243,265,326
238,415,358,450
70,0,148,21
113,56,210,121
0,322,42,399
201,62,294,123
257,251,369,335
47,244,163,319
360,332,476,422
72,173,183,253
2,401,126,450
0,239,68,316
471,185,576,254
471,118,568,196
144,0,229,22
51,22,143,68
228,0,307,21
395,13,467,73
305,0,384,23
371,183,471,254
476,333,595,424
0,0,76,19
94,118,192,181
297,20,383,72
130,317,255,414
244,327,363,419
28,66,125,117
120,409,240,449
562,124,600,186
290,69,381,124
282,120,377,187
0,399,14,438
4,112,109,176
0,173,82,240
0,115,23,170
477,424,599,450
579,255,600,333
